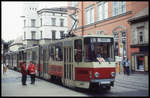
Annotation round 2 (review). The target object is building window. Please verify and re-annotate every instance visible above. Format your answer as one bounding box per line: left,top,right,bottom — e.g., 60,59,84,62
139,32,144,43
31,31,36,39
51,18,56,26
97,2,108,21
52,30,56,40
112,2,126,16
24,32,26,40
85,6,94,25
96,31,106,35
60,31,64,39
41,31,43,39
70,2,78,7
137,26,144,44
60,19,64,27
52,13,55,16
40,18,42,26
24,20,26,27
31,19,36,27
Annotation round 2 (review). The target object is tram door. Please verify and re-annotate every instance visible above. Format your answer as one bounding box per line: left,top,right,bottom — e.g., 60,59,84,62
43,46,49,79
64,46,74,87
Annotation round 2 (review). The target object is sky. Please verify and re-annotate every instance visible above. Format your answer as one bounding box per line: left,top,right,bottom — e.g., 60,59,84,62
2,1,68,42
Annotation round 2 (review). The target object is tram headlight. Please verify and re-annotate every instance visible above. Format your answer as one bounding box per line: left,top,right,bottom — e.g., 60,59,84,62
94,72,99,78
111,72,115,77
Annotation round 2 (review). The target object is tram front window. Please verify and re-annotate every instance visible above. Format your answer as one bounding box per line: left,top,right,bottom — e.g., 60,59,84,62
84,37,114,62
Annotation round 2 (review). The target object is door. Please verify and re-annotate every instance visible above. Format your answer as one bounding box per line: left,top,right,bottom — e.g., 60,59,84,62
63,47,73,86
43,47,49,79
135,55,144,71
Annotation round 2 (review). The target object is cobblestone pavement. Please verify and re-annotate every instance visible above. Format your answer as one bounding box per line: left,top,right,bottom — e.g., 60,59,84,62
1,68,149,97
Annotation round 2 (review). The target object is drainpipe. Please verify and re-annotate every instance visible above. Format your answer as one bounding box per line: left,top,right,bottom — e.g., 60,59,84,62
81,1,84,36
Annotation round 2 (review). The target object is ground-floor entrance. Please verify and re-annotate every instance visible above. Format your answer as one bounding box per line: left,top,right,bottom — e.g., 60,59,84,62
131,54,148,72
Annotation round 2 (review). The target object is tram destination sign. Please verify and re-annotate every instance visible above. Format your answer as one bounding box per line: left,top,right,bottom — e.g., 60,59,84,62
98,38,111,42
89,37,112,43
95,38,111,42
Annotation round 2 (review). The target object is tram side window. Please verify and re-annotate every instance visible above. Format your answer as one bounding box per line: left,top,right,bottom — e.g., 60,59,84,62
32,51,36,61
74,39,82,62
55,47,63,61
49,46,54,61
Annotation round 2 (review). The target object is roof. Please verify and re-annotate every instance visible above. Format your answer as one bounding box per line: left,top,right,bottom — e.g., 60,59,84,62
37,7,67,14
10,35,23,46
128,7,148,22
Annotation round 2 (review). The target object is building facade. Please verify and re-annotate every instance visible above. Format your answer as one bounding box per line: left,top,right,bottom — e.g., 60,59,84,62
128,7,149,72
68,1,149,72
22,3,68,46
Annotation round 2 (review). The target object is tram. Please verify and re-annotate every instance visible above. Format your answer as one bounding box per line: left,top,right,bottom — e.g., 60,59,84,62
5,34,116,90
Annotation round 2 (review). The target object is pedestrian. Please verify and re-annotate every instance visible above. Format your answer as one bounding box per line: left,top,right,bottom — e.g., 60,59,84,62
122,57,126,75
3,63,7,75
126,58,130,76
28,61,36,84
20,62,27,85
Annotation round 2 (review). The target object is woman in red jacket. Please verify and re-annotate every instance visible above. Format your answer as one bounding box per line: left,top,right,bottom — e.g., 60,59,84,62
28,61,36,84
20,62,27,85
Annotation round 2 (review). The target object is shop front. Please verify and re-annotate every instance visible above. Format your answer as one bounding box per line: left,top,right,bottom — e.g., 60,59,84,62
131,46,148,73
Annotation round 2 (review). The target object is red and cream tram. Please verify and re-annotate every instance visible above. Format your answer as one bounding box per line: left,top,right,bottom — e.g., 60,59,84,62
5,34,116,90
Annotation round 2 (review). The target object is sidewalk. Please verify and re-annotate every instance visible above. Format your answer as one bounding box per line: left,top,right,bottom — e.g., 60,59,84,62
1,69,87,96
115,72,149,90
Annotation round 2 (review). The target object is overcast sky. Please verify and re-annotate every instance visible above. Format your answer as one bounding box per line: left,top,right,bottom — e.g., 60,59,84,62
2,1,68,42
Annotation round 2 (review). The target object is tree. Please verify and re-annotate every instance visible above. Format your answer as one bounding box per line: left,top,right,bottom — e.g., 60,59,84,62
7,40,14,46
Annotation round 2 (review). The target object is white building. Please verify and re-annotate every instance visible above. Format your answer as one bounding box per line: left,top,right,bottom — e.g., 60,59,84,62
21,3,68,46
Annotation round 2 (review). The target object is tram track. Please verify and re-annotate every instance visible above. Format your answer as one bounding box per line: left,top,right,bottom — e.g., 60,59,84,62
115,77,148,84
115,80,148,90
116,78,148,84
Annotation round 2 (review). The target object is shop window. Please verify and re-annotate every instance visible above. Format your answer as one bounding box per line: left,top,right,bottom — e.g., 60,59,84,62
136,55,144,71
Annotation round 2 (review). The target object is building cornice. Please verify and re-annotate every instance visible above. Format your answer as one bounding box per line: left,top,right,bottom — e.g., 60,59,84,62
9,43,23,48
130,43,149,47
37,8,67,15
128,15,148,23
23,39,39,41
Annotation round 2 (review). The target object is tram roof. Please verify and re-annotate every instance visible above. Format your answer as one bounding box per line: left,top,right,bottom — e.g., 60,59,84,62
40,34,114,45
